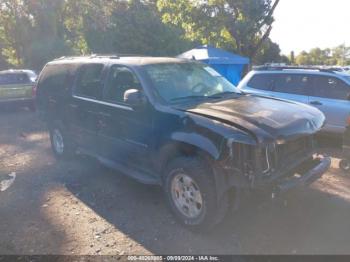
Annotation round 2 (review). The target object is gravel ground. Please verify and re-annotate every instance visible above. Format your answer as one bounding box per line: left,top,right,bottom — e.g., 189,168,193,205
1,108,350,255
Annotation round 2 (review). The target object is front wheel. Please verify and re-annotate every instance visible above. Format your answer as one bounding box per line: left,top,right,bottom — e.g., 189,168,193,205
163,157,228,230
49,124,75,159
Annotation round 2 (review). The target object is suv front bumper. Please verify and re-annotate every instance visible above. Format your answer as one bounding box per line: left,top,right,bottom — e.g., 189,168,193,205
273,156,331,195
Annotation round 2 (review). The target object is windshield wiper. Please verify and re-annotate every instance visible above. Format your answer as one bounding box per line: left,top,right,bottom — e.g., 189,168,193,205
209,91,242,98
170,95,219,102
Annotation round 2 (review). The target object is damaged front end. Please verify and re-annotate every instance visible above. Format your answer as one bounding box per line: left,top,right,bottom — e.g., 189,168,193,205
220,135,331,195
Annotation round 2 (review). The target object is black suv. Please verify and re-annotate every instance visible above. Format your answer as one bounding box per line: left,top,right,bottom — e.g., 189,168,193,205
36,56,331,229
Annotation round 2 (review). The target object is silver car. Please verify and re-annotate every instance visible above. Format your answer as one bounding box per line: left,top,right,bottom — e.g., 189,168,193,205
238,66,350,134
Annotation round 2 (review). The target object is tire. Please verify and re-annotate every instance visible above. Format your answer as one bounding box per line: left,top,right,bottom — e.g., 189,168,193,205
49,123,75,159
339,159,350,172
163,156,229,231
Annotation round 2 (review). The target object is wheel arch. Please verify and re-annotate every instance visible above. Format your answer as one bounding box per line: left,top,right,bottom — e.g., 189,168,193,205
157,132,224,173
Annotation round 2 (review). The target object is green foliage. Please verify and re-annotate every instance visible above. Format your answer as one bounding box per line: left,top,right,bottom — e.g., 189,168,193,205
295,45,350,66
84,0,194,56
0,0,196,70
253,38,288,65
157,0,280,59
0,0,79,70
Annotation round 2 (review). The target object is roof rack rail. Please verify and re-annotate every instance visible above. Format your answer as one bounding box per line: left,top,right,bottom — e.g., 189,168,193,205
54,53,149,61
253,65,338,73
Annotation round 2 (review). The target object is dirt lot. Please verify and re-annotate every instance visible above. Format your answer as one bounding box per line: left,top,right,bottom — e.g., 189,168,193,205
1,109,350,255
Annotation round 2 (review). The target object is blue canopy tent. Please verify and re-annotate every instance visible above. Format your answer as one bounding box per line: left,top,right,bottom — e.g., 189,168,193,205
177,45,250,85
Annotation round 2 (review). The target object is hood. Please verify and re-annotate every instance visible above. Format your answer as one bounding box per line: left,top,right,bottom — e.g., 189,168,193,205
175,95,325,143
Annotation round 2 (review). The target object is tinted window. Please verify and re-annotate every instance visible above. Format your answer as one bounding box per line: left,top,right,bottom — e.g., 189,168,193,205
103,66,141,103
38,64,74,95
0,73,30,85
247,74,275,91
313,76,349,100
75,64,104,99
274,74,311,95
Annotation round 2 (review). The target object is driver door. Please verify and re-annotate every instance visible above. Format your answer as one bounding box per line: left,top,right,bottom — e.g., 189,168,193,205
97,65,154,172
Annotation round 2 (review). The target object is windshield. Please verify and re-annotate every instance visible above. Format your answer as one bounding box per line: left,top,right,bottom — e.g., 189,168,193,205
144,62,241,103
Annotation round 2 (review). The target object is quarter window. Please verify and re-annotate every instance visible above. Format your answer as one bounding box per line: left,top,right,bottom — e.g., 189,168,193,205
38,64,74,95
75,64,104,99
313,76,349,100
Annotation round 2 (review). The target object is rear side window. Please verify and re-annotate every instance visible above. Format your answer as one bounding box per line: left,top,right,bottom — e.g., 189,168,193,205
313,76,350,100
274,74,311,95
75,64,104,99
38,64,75,96
0,73,30,85
247,74,275,91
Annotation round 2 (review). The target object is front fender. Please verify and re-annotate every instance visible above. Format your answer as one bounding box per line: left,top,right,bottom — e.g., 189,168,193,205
171,131,222,160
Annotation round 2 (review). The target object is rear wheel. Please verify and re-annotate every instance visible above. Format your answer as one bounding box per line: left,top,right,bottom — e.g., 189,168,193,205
163,156,228,230
49,124,75,159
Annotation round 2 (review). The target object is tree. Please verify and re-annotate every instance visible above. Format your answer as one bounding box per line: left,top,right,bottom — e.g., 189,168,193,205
253,38,288,64
83,0,194,56
290,51,295,64
295,51,311,65
295,45,350,66
332,44,350,66
157,0,280,59
0,0,32,65
0,0,79,70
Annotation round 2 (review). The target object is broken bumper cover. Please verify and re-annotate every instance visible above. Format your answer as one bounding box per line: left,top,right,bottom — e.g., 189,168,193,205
273,156,331,194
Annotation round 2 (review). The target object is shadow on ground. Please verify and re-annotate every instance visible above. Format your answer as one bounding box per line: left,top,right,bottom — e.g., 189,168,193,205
1,110,350,255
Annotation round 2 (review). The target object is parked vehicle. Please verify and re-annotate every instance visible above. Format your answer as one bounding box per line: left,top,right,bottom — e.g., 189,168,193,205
238,66,350,135
339,126,350,172
0,69,37,111
36,56,330,229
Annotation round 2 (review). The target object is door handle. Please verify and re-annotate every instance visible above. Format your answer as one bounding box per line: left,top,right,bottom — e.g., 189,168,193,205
310,101,322,106
69,104,78,109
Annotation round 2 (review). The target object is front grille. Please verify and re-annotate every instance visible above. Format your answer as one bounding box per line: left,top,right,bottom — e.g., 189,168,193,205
231,143,256,175
276,136,313,168
231,136,314,178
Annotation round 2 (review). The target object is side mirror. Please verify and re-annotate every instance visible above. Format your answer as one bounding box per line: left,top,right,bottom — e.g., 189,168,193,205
123,89,146,108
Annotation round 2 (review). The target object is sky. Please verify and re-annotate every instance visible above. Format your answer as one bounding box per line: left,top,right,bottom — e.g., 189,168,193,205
269,0,350,55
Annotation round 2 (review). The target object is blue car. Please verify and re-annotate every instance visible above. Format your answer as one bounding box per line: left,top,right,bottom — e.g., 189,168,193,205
238,66,350,135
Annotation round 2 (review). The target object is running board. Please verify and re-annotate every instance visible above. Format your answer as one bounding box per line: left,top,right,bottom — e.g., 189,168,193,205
77,148,161,185
98,157,161,185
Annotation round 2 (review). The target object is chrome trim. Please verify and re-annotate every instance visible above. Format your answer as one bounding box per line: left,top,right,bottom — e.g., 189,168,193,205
262,147,271,174
0,97,33,103
73,95,133,111
125,138,148,148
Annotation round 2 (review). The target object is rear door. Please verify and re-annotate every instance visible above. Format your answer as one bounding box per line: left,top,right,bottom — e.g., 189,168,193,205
70,63,106,152
271,73,310,103
244,73,311,104
36,64,76,121
0,73,33,101
309,75,350,134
